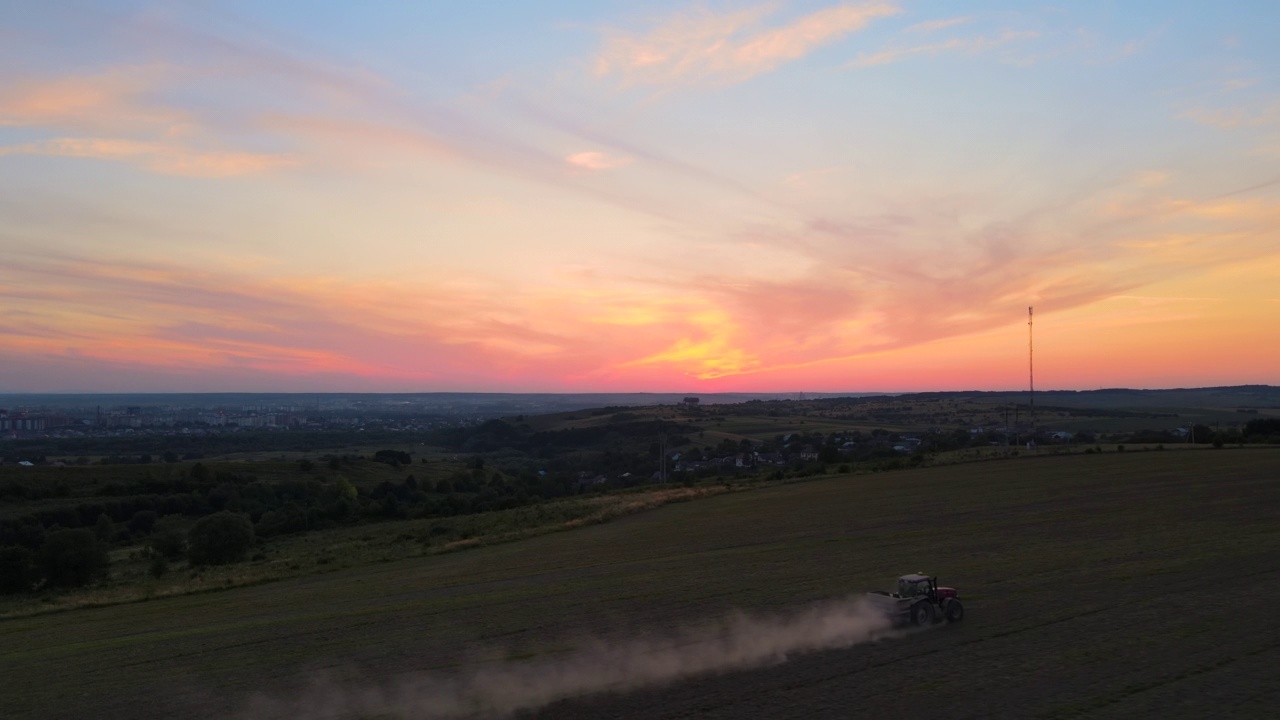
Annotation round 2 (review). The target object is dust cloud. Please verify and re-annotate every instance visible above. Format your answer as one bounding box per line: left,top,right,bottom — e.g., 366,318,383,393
241,595,897,719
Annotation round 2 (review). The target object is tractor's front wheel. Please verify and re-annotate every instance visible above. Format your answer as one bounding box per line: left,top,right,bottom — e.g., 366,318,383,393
944,599,964,623
911,602,934,626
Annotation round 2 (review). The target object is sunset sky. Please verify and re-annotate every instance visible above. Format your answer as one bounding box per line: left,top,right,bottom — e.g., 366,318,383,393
2,1,1278,393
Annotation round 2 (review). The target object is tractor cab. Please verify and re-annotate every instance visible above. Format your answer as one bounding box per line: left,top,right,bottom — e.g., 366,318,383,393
897,573,935,598
897,573,959,602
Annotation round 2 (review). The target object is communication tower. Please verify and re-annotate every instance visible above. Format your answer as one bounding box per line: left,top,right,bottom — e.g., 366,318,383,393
1028,306,1035,435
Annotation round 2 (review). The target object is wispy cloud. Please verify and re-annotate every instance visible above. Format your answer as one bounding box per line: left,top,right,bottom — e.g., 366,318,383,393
613,182,1280,381
906,17,971,34
1223,78,1258,91
1182,102,1280,128
0,137,295,177
0,67,181,133
849,29,1038,67
1134,170,1170,188
595,2,900,86
3,178,1279,389
0,66,297,177
565,151,634,171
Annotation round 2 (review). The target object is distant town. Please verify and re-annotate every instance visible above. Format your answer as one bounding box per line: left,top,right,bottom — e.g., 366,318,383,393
0,392,862,441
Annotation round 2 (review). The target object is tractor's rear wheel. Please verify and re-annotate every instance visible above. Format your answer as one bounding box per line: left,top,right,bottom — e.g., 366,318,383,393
944,599,964,623
911,602,934,626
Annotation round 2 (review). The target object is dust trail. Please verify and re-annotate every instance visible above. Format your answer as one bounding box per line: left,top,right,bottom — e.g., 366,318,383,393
241,595,897,719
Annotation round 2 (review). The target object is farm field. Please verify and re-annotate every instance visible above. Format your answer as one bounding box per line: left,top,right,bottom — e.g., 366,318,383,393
2,449,1277,719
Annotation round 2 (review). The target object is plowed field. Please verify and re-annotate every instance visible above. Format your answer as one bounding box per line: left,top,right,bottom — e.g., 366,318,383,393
3,450,1277,719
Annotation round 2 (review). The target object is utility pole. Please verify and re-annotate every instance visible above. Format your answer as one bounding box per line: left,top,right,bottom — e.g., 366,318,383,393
1028,306,1035,439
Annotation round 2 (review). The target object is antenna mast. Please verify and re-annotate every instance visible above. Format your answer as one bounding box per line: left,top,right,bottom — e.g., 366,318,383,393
1028,306,1035,437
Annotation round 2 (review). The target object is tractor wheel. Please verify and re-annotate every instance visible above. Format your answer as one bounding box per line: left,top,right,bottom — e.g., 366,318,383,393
911,602,934,626
944,599,964,623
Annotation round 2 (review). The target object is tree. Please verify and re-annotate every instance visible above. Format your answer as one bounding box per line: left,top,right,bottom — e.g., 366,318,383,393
40,529,109,588
334,476,358,501
1243,417,1280,440
187,512,255,566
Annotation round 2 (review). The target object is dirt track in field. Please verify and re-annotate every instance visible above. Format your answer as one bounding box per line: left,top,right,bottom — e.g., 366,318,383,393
3,450,1278,719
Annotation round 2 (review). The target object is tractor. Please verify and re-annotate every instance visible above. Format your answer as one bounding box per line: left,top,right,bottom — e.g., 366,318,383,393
867,573,964,627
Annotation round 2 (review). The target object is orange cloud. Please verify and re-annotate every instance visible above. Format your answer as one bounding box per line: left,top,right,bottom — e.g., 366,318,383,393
595,2,900,86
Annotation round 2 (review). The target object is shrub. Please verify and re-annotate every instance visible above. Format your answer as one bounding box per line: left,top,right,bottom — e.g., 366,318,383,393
40,529,109,588
187,512,255,566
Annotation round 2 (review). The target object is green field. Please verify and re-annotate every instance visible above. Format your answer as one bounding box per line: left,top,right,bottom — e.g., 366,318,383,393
2,449,1278,719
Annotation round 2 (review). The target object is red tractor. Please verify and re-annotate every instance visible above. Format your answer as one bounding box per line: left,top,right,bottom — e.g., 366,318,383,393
867,573,964,627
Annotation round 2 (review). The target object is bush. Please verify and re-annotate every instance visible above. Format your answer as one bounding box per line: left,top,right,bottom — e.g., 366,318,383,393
0,546,37,594
40,529,109,588
187,512,255,566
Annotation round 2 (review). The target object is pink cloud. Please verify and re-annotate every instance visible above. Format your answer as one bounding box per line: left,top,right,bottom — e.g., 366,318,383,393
595,2,900,86
565,150,634,170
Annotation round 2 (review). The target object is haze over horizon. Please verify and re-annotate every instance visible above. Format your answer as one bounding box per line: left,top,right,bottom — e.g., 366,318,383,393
3,2,1278,394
